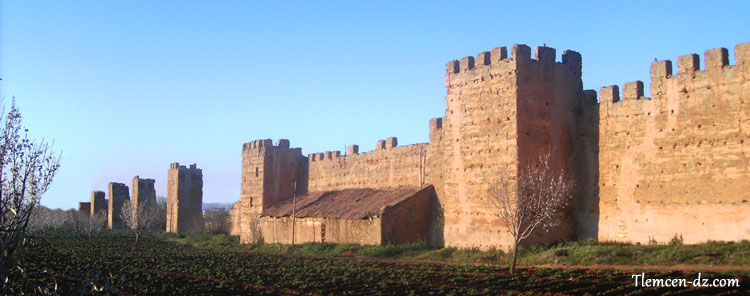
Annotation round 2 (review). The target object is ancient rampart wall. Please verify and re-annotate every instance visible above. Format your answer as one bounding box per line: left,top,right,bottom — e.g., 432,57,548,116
231,42,749,249
306,138,427,192
597,43,750,243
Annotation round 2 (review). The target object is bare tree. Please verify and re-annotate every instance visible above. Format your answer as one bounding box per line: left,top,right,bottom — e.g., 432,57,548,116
0,102,61,293
487,151,574,274
120,200,158,250
204,209,230,233
152,196,167,231
83,211,107,237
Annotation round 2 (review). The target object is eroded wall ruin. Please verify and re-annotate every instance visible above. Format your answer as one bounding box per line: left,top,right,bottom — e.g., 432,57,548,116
90,191,107,217
107,182,130,229
132,176,156,223
166,163,204,233
78,202,91,214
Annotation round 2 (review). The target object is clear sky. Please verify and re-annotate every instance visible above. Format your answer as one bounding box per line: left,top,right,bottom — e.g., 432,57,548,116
1,1,748,210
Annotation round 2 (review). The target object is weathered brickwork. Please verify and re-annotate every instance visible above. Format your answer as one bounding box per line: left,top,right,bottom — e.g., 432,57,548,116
261,217,381,245
239,139,306,243
231,42,749,250
90,191,107,217
307,141,427,192
166,163,204,233
425,45,587,249
380,185,434,244
107,182,130,229
228,204,242,236
597,43,750,243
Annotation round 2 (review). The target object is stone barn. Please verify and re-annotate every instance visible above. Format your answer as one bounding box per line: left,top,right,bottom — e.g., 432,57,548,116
258,186,433,245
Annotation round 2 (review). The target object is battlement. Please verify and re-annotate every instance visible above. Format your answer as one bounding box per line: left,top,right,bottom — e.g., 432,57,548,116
347,145,359,155
445,44,582,87
600,42,750,106
242,139,299,153
308,150,342,162
375,137,398,151
133,175,155,186
169,162,202,174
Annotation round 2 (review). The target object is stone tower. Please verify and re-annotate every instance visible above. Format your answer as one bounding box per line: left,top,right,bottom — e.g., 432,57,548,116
425,44,591,249
108,182,130,229
166,163,204,233
239,139,306,243
132,176,156,222
90,190,107,217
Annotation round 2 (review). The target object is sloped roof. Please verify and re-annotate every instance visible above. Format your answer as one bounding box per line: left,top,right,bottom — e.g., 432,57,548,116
262,187,422,219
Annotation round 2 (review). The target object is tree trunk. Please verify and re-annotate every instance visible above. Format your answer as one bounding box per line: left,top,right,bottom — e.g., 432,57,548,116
133,232,139,251
510,240,519,275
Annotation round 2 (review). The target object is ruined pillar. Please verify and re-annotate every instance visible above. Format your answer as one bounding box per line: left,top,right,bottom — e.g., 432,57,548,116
78,202,91,215
107,182,130,229
132,176,156,223
166,163,203,233
90,191,107,217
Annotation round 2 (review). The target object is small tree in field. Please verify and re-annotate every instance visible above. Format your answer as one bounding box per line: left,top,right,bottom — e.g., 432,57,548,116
204,209,230,234
0,102,60,293
487,151,574,275
152,196,167,231
120,200,158,250
84,211,107,237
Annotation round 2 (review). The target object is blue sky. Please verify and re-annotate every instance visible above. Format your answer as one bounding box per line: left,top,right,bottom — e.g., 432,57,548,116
2,1,749,209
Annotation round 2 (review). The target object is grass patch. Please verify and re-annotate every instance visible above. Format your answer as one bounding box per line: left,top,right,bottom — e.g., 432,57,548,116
151,230,244,252
57,230,749,268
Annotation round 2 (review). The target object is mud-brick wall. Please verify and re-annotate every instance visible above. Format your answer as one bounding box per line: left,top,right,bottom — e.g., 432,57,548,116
260,216,381,245
381,185,434,244
597,43,750,243
307,142,427,192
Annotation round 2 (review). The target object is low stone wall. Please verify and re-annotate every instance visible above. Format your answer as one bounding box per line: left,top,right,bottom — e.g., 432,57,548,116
260,216,381,245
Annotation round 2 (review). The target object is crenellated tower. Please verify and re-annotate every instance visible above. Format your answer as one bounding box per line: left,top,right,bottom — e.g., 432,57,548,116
425,44,592,249
239,139,306,243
